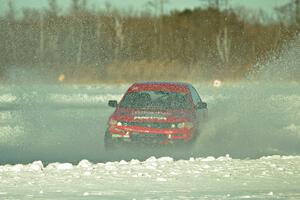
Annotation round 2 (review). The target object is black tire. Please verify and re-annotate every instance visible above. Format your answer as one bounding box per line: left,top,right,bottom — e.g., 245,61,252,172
104,130,115,151
184,131,200,153
189,129,200,144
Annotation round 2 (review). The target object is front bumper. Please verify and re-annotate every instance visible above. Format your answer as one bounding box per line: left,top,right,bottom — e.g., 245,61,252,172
108,125,193,145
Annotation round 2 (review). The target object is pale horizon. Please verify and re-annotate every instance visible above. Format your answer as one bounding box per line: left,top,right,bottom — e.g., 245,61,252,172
0,0,290,17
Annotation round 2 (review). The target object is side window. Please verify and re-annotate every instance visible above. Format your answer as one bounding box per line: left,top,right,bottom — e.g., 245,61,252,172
189,86,202,105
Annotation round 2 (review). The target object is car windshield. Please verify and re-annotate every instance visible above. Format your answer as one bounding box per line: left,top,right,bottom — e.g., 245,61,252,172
119,91,192,110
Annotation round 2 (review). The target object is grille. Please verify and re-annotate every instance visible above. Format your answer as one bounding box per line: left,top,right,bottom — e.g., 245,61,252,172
122,121,173,129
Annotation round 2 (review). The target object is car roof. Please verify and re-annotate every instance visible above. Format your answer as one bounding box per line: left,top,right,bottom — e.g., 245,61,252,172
127,82,191,93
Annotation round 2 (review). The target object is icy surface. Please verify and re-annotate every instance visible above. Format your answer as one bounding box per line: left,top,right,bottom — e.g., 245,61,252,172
0,83,300,162
0,156,300,199
0,83,299,199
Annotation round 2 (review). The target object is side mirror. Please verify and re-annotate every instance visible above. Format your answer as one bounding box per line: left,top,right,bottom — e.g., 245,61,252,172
202,102,207,109
196,102,207,109
108,100,118,108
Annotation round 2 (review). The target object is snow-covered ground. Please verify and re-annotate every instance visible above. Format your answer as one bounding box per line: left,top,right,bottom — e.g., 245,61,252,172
0,155,300,199
0,82,300,199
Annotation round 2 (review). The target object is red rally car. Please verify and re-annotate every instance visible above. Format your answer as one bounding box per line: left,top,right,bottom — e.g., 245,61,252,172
105,82,207,150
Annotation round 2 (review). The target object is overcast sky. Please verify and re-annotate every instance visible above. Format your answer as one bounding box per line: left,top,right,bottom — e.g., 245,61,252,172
0,0,290,16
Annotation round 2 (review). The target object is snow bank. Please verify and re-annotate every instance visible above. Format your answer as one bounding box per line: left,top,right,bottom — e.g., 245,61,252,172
1,156,300,199
1,155,300,173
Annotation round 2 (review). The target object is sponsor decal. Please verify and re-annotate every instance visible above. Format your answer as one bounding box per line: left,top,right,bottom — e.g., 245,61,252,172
133,116,167,120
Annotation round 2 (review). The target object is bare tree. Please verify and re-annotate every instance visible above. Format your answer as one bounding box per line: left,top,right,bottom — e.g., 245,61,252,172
201,0,231,66
6,0,17,63
275,0,300,25
39,12,45,63
296,0,300,25
47,0,60,17
199,0,229,10
217,27,231,64
147,0,168,56
70,0,87,65
114,17,124,59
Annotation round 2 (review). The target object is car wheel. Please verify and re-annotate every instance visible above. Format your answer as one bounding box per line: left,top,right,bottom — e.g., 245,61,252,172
104,130,114,151
184,133,199,152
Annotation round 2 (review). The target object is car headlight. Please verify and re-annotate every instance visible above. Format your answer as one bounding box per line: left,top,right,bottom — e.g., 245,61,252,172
117,122,122,126
109,119,124,126
177,122,193,129
109,119,117,126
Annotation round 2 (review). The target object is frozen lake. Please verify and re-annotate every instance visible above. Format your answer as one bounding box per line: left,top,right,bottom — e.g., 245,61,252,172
0,82,299,164
0,82,299,199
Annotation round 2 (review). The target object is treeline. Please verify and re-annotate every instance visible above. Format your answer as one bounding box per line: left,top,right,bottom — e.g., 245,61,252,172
0,0,299,83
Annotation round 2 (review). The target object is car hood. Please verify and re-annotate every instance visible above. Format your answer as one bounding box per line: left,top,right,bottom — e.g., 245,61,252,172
111,108,194,123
